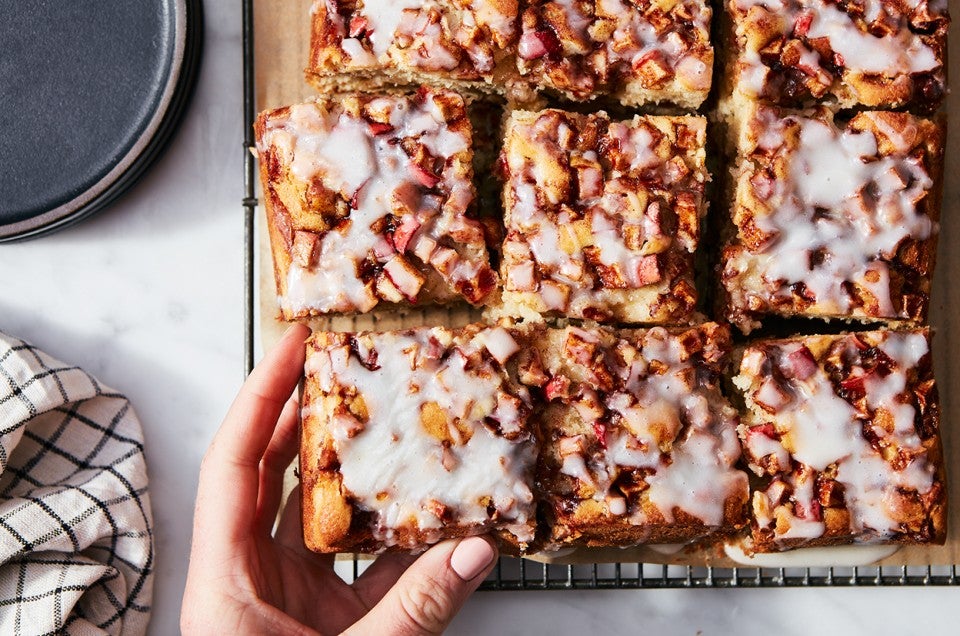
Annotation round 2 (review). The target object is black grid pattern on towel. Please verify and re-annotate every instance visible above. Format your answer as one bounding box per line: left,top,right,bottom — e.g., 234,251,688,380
0,334,153,635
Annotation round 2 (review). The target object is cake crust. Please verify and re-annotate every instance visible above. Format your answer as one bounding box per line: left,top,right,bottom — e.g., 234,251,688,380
734,329,947,552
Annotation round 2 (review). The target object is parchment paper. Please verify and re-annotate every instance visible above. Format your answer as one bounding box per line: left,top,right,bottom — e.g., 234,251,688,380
253,0,960,567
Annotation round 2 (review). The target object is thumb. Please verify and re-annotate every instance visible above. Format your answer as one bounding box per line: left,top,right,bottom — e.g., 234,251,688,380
344,536,497,636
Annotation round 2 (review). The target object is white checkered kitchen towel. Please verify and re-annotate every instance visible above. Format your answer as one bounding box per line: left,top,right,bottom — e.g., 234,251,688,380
0,333,153,635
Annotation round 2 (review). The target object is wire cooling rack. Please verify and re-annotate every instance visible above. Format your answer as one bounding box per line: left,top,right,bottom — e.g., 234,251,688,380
240,0,956,589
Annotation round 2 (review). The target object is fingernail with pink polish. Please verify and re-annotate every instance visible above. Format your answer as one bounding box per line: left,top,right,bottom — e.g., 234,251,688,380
450,536,496,581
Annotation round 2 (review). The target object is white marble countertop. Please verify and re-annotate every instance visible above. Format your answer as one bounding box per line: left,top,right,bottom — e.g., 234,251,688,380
1,2,958,634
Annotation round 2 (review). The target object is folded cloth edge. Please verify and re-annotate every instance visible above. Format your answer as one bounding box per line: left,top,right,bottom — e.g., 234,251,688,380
0,332,154,636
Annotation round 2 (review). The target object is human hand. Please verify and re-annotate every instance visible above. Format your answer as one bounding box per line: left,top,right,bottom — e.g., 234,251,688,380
181,323,499,635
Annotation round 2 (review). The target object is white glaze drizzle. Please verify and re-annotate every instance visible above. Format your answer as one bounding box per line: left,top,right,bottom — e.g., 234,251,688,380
502,112,703,317
724,542,899,567
557,327,746,527
308,328,536,548
519,0,711,91
737,332,938,542
334,0,517,73
729,109,935,318
257,92,490,314
733,0,942,98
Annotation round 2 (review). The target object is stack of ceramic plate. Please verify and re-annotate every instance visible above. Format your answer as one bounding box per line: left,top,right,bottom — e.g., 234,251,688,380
0,0,203,241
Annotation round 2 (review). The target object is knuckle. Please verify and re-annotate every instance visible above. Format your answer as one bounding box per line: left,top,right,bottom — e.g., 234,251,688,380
398,573,456,635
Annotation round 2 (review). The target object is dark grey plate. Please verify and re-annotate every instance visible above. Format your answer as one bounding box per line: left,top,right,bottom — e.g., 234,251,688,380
0,0,202,241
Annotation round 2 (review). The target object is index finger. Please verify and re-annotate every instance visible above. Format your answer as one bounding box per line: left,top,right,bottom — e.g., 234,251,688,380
196,323,311,545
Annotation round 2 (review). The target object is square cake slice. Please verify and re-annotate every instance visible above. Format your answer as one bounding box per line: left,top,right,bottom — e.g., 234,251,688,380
725,0,948,112
307,0,521,95
517,0,713,108
720,106,944,334
521,323,749,548
301,324,538,553
733,329,946,551
493,109,707,324
254,89,497,319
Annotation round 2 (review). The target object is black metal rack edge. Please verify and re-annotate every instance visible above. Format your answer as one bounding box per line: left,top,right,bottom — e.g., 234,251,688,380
239,0,956,590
